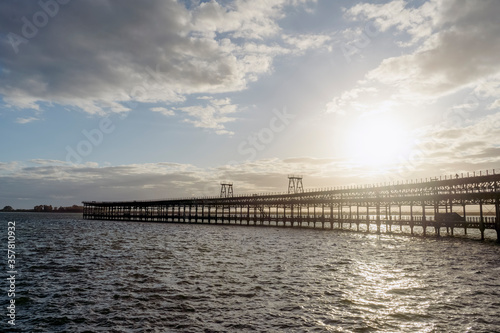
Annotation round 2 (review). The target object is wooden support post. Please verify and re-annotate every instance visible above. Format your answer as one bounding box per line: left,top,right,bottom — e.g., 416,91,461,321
349,205,352,229
330,204,334,229
376,203,381,234
479,201,485,241
322,204,325,229
283,204,287,227
496,198,500,243
366,205,370,233
410,203,414,235
313,205,317,228
241,206,244,225
195,204,198,224
269,205,272,226
307,204,310,227
422,204,426,237
388,205,392,233
399,205,402,231
254,205,257,226
339,203,343,229
356,205,360,231
463,204,467,235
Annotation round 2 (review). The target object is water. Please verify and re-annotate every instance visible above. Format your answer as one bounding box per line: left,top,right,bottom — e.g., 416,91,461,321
1,212,500,332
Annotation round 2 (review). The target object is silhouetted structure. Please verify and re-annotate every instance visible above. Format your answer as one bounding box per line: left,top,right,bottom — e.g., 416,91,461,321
220,182,233,198
288,175,303,194
83,171,500,242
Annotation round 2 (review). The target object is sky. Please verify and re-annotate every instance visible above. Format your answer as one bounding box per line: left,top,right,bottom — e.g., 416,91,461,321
1,0,500,209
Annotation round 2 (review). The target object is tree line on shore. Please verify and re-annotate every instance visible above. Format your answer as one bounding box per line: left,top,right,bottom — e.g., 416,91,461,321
1,205,84,213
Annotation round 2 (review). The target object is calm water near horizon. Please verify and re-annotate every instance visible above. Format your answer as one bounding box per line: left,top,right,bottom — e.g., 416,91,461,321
1,212,500,332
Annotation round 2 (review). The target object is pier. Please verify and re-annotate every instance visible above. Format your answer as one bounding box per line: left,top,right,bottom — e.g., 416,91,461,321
83,172,500,242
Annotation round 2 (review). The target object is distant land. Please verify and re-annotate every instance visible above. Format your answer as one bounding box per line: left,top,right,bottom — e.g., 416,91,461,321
1,205,83,213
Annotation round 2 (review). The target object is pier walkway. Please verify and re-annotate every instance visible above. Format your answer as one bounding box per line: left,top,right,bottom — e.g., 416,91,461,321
83,172,500,242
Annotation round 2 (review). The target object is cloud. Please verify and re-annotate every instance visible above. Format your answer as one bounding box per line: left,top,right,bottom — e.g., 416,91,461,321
352,0,500,97
150,107,175,117
0,0,320,123
0,160,207,205
488,100,500,110
0,157,373,208
325,0,500,134
15,116,40,124
408,111,500,173
325,87,378,114
283,157,337,165
345,0,438,47
282,33,332,52
191,0,282,40
174,97,239,134
2,147,500,209
29,159,68,165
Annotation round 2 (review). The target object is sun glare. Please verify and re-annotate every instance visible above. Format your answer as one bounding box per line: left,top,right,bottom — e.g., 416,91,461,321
345,115,412,167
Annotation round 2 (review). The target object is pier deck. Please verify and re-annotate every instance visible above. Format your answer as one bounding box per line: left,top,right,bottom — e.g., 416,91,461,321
83,172,500,242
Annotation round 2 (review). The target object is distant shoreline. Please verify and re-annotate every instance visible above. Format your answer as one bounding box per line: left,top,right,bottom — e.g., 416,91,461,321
0,210,83,213
1,205,83,213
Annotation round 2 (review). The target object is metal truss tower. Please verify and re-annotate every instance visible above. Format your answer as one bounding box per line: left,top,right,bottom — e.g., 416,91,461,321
220,182,234,198
288,175,304,194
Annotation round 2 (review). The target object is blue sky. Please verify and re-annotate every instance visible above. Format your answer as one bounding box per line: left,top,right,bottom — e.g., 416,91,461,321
1,0,500,208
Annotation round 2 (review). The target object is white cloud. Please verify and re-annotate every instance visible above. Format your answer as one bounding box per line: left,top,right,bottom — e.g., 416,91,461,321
409,111,500,172
3,142,500,209
282,33,332,51
488,100,500,110
175,97,239,134
345,0,439,46
191,0,282,40
472,77,500,110
15,116,40,124
0,0,322,122
29,159,68,165
325,87,378,114
0,0,335,139
0,156,378,208
327,0,500,115
150,107,175,117
356,0,500,97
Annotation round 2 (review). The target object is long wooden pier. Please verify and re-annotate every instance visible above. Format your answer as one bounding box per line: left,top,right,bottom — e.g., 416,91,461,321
83,172,500,242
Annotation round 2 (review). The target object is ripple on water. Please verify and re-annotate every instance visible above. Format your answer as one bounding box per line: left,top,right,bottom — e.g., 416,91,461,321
1,213,500,332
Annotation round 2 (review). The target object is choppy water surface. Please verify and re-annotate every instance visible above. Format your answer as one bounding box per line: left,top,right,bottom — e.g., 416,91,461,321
1,213,500,332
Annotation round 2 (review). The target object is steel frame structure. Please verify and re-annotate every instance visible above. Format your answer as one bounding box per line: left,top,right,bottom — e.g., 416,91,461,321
220,182,233,198
287,175,304,194
83,173,500,242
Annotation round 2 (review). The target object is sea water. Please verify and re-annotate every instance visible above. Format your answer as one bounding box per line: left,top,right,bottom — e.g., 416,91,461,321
1,212,499,332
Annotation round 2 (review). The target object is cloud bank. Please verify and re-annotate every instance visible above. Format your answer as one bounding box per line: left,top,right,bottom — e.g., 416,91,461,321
0,0,328,134
3,148,500,209
328,0,500,113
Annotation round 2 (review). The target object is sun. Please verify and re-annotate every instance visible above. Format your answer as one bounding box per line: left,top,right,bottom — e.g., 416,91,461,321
345,115,413,167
